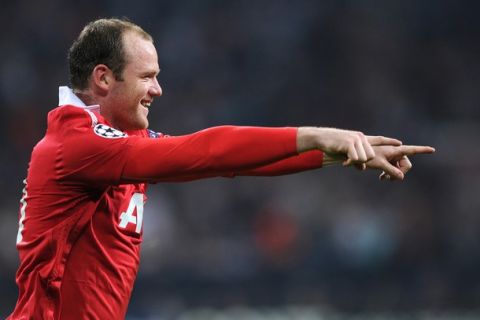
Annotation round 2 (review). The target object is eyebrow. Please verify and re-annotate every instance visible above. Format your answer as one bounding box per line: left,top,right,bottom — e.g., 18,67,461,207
141,69,160,77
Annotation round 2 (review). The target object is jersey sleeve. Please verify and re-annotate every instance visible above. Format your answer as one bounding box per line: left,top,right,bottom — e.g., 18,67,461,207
145,150,324,182
230,150,324,177
121,126,303,183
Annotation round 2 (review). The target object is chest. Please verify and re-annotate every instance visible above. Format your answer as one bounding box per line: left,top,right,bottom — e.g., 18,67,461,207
95,183,149,240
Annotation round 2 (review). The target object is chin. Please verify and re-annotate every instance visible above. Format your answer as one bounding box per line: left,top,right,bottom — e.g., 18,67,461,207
119,118,148,131
136,118,149,130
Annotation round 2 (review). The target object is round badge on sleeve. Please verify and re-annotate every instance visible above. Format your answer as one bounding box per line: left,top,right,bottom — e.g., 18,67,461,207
94,124,128,139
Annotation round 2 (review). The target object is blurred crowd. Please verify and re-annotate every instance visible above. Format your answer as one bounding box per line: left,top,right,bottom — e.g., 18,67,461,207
1,0,479,318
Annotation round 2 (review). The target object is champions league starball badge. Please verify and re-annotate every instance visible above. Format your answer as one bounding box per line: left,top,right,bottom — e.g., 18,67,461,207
94,124,128,139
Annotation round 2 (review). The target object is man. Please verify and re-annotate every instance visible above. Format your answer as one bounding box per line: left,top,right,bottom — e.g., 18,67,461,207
8,18,434,319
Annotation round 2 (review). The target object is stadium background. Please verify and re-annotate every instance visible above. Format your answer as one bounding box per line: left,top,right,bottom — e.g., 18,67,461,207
0,0,479,318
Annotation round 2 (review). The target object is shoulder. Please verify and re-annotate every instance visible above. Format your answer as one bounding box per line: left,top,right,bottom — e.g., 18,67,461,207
47,105,130,140
47,105,99,131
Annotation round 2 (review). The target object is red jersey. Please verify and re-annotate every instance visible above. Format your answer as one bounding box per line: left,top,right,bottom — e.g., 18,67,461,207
9,87,323,319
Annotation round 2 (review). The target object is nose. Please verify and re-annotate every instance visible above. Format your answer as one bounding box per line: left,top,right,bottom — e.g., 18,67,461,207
150,77,162,97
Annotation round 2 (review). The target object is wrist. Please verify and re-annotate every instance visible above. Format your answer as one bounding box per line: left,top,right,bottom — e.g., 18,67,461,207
296,127,319,153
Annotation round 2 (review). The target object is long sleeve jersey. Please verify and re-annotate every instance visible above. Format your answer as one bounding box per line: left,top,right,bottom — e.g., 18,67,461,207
8,87,323,319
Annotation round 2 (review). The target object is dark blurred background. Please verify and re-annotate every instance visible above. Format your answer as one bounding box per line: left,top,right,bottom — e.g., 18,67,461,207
1,0,479,319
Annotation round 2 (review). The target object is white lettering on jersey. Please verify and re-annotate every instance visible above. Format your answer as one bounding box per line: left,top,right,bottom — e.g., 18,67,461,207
119,193,144,233
17,179,27,244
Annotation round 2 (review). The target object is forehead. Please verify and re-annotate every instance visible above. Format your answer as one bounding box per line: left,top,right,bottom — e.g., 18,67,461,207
122,31,159,72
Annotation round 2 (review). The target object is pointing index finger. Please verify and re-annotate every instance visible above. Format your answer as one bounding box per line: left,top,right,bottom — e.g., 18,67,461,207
396,145,435,156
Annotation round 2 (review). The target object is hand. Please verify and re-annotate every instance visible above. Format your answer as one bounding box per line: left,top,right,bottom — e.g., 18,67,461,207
297,127,402,164
366,144,435,181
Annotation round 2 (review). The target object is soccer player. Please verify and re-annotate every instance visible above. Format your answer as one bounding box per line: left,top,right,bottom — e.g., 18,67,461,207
8,18,434,319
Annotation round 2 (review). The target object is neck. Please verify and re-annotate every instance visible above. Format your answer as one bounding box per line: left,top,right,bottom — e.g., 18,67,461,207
73,89,97,106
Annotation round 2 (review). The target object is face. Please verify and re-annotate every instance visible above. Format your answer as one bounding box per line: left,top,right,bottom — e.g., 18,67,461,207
104,31,162,131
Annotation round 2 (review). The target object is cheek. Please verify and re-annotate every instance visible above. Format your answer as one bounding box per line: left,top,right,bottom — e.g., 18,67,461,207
132,83,148,101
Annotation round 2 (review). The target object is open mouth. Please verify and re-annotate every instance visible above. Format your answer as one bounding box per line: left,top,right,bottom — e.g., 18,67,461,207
141,100,152,108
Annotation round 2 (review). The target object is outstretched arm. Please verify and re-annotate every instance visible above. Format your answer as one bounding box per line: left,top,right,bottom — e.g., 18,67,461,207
119,125,430,182
63,106,425,184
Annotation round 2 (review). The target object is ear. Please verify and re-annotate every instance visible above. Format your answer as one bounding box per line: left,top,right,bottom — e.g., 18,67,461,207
91,64,114,92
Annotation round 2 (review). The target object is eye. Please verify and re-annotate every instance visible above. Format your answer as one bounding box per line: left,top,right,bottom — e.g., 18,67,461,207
142,71,158,79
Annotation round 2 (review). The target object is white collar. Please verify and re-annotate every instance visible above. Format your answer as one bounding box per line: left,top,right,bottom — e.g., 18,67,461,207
58,86,100,111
